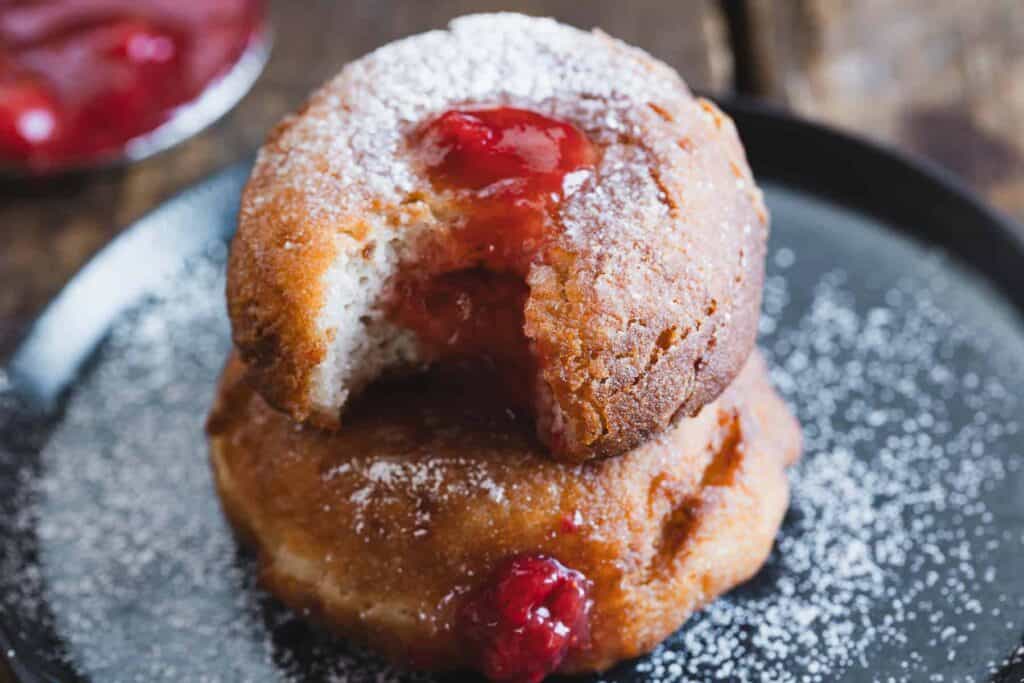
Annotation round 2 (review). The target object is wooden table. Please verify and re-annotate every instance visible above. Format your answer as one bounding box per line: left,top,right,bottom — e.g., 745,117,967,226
2,1,1023,680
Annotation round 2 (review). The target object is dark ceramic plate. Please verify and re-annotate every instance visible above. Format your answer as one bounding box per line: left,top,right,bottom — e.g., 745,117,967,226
2,101,1024,683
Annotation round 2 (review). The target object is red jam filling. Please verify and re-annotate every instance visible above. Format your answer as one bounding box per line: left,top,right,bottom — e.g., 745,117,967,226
391,268,535,404
391,107,596,400
0,0,263,170
460,554,592,683
415,106,597,273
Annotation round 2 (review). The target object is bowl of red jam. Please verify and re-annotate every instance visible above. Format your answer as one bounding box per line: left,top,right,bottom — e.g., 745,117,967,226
0,0,269,175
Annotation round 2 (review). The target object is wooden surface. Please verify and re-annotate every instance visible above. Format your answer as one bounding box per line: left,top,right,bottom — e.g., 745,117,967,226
3,1,1024,680
739,0,1024,219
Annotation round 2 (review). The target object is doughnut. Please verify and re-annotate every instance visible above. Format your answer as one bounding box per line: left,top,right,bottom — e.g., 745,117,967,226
227,13,768,462
207,351,801,679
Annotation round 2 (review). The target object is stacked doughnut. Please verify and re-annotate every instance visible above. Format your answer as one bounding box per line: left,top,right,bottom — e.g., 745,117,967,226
208,13,801,682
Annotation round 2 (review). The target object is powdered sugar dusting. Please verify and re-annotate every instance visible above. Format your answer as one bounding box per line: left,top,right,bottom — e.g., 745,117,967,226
267,13,684,213
1,182,1023,681
256,12,693,269
336,456,507,536
332,452,504,505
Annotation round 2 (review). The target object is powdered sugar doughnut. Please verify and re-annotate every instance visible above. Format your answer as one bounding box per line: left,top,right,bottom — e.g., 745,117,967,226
207,352,801,679
227,13,767,461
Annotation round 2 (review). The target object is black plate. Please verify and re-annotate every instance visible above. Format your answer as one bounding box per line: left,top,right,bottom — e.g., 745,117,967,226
2,101,1024,683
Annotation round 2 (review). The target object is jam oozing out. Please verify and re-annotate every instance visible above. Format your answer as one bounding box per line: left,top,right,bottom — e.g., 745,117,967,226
0,0,263,170
416,106,597,274
390,107,596,402
390,269,535,404
460,554,592,683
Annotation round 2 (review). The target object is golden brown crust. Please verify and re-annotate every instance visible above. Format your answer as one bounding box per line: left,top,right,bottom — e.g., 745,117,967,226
227,13,768,460
226,116,333,422
525,97,766,460
207,351,800,674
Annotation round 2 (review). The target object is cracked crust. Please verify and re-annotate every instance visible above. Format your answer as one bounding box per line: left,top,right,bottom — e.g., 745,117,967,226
207,351,801,675
227,13,768,461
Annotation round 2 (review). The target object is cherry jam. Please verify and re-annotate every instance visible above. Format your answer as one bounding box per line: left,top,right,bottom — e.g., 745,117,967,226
389,268,535,404
415,106,597,274
390,107,597,398
0,0,263,171
460,554,592,683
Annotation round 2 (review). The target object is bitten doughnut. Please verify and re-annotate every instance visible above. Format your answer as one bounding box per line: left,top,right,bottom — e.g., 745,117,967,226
207,352,801,680
227,13,768,462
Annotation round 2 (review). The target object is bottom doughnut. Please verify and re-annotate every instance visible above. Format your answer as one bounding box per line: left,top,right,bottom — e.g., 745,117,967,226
207,351,801,680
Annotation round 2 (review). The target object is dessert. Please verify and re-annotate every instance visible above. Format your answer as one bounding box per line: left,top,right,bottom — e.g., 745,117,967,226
227,12,767,462
210,13,801,681
208,352,800,679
